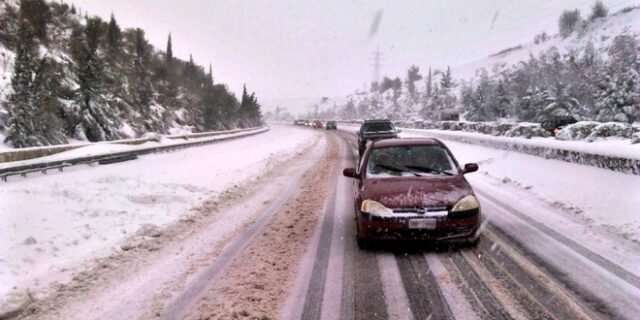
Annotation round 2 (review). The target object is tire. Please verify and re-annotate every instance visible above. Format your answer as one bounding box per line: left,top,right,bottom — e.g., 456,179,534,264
356,224,371,250
466,233,481,248
356,234,371,250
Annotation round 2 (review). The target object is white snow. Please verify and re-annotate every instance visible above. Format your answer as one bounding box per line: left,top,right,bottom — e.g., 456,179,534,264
454,6,640,80
406,128,640,160
0,125,319,298
0,128,266,170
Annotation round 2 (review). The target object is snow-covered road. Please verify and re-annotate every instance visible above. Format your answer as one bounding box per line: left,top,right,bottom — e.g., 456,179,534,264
0,126,318,300
3,124,639,319
294,125,640,320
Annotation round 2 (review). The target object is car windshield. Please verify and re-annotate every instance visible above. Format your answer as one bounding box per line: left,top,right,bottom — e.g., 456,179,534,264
366,145,457,177
362,122,394,133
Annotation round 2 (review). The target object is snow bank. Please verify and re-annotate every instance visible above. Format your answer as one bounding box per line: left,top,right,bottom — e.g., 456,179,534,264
0,125,318,298
404,128,640,174
337,123,640,174
443,137,640,250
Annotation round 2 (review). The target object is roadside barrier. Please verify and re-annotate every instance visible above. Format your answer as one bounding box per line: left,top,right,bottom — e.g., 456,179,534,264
0,126,268,182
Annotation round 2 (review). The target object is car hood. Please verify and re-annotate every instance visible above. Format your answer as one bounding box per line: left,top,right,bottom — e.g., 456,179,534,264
362,176,473,208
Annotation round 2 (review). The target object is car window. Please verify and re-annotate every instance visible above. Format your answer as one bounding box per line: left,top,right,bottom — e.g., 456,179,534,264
366,145,458,177
363,122,394,133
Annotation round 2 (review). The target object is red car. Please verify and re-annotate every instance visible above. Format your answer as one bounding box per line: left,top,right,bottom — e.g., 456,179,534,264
313,120,324,129
343,138,481,248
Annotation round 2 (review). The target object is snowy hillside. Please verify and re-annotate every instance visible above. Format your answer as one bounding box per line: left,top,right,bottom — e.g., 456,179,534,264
0,0,263,149
456,6,640,80
308,4,639,125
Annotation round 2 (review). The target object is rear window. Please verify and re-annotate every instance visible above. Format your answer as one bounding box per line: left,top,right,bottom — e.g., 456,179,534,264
362,122,394,133
366,145,458,177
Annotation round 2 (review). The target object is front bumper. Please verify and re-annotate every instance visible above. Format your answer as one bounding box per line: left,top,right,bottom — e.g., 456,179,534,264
357,208,480,242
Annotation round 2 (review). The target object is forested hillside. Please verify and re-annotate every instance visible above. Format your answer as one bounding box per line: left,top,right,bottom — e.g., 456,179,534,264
308,2,639,125
0,0,262,148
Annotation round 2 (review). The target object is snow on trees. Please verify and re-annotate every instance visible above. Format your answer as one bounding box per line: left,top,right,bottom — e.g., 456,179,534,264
0,0,264,148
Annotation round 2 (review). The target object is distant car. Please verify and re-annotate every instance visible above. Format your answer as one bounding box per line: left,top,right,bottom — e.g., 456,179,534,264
343,138,481,248
326,121,337,130
357,119,399,155
541,116,577,136
313,120,323,129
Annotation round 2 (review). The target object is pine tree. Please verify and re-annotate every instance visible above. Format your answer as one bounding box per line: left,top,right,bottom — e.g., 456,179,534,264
106,14,121,56
4,19,39,147
18,0,51,42
74,17,121,142
589,1,608,21
405,65,422,100
559,9,581,38
593,33,639,122
542,81,582,120
166,33,173,63
425,67,433,98
132,28,157,130
207,63,213,85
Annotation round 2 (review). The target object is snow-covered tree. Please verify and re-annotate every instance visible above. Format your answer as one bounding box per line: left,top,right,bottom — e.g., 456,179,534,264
593,33,639,122
559,9,581,38
589,1,608,21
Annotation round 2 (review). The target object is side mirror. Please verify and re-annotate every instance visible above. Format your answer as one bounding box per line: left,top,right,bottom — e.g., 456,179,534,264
463,163,478,174
343,168,358,179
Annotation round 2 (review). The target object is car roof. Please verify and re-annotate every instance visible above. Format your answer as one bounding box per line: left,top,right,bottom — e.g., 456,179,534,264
371,138,443,148
363,119,392,123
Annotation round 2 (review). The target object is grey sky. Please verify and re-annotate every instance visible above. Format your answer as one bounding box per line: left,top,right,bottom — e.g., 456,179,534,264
67,0,636,109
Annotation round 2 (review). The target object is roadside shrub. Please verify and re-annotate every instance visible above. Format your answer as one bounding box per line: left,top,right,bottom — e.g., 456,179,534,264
586,122,634,142
631,132,640,144
438,121,456,130
491,122,515,136
505,122,549,139
475,122,494,134
555,121,600,140
460,121,478,132
448,122,463,131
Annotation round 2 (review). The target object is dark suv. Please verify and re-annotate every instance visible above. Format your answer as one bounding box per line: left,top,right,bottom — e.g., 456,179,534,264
326,121,337,130
357,119,399,155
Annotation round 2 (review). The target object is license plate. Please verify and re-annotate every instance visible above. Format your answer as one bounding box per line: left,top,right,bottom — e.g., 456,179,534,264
408,219,436,230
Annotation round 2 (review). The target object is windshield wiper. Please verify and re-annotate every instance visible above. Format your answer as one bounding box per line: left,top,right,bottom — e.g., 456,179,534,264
404,165,454,176
375,164,422,177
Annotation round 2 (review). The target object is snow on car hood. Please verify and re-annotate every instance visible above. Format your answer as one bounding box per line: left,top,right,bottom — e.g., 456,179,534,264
362,176,473,208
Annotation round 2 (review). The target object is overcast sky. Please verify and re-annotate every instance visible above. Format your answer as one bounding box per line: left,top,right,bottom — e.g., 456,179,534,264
67,0,636,110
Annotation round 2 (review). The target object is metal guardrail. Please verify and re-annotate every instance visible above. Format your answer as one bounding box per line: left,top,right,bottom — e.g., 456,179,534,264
0,126,268,182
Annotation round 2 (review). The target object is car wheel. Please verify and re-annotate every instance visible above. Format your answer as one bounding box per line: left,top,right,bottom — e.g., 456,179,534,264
356,234,371,250
466,233,481,248
356,224,372,250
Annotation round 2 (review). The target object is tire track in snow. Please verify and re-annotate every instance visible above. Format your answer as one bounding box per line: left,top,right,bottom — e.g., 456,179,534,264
485,222,624,320
450,252,512,320
477,236,590,320
377,253,414,320
299,141,342,320
395,253,453,320
476,189,640,290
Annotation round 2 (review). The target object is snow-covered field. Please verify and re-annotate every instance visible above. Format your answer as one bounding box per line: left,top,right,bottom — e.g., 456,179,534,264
0,126,318,299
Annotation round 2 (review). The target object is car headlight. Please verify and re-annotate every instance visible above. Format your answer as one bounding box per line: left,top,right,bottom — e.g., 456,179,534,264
451,195,479,212
361,200,393,216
